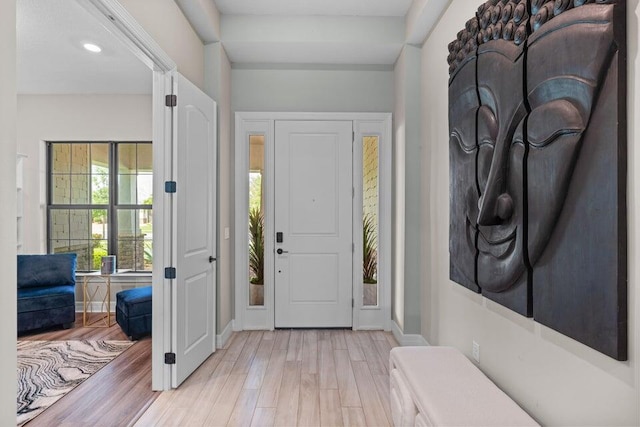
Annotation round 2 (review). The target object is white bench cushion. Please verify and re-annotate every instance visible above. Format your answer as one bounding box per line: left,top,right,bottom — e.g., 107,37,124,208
390,346,539,427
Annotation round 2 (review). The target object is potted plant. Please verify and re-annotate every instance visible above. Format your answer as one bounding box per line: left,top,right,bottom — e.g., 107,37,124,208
363,213,378,306
249,208,264,305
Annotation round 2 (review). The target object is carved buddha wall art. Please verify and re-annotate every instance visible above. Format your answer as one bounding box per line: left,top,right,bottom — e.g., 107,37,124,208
448,0,627,360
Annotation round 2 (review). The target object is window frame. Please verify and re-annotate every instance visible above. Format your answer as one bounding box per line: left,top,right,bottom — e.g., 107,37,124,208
46,141,153,272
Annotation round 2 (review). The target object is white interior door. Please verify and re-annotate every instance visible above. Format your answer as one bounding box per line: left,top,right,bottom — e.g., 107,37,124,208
172,73,216,386
274,120,353,328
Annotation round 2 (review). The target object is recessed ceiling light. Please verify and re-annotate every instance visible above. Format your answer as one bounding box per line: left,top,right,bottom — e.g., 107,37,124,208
83,43,102,53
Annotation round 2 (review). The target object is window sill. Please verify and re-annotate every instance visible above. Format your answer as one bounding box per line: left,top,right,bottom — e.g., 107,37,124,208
75,271,153,284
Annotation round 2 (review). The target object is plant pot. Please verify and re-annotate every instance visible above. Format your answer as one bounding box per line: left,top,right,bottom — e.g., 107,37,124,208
250,283,264,306
363,281,378,306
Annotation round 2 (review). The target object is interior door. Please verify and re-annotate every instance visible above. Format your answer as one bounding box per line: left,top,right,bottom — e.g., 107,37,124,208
274,120,353,328
172,73,217,386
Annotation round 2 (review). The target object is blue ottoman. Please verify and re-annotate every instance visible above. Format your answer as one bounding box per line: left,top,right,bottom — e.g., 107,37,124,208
116,286,152,340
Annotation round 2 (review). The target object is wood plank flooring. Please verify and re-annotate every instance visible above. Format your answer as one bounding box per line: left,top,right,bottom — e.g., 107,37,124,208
19,314,157,427
136,330,398,427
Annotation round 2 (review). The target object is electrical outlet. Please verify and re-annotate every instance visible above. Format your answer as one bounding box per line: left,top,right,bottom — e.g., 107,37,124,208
472,341,480,363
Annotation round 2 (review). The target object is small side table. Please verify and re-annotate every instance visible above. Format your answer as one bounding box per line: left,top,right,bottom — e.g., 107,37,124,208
82,272,120,327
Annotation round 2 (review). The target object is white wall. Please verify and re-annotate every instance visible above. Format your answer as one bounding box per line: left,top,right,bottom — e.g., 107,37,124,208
118,0,204,89
17,95,153,301
420,1,640,425
393,46,422,335
232,66,394,113
204,43,233,335
17,94,152,254
393,50,406,333
0,0,17,424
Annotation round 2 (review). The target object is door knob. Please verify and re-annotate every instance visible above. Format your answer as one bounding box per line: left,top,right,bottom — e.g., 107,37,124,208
209,256,216,263
276,248,289,255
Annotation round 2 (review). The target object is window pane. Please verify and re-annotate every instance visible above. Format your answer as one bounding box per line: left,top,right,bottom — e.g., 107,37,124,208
118,143,152,205
52,144,70,174
91,240,109,270
141,209,153,271
117,239,140,270
137,144,153,173
69,240,91,271
50,209,69,240
91,173,109,205
118,175,137,204
118,143,136,174
117,207,145,271
143,241,153,271
118,209,137,238
71,174,90,204
118,209,143,270
91,143,110,171
92,209,108,239
137,174,153,206
71,144,90,174
249,135,264,306
140,209,152,239
50,240,70,254
69,209,90,240
52,175,71,204
363,136,379,307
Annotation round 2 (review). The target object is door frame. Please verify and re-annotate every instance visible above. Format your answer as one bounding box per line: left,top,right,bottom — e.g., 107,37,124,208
234,112,392,331
77,0,177,391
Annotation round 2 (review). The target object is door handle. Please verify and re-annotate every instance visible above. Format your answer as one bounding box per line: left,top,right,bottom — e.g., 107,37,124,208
276,248,289,255
209,256,216,263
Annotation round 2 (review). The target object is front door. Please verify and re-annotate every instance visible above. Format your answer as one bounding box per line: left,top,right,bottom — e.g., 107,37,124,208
274,120,353,328
172,73,217,386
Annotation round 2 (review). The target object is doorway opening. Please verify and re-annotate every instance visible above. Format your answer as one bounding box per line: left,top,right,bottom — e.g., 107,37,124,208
235,113,392,331
18,0,213,398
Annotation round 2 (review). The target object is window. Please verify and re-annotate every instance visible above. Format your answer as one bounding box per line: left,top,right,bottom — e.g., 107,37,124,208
362,136,379,306
248,135,264,306
47,142,153,272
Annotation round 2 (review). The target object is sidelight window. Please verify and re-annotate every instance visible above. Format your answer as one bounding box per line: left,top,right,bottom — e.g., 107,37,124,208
362,136,379,306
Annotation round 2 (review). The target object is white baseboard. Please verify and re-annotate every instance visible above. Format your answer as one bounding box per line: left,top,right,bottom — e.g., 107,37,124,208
75,302,116,313
392,320,430,346
216,320,233,349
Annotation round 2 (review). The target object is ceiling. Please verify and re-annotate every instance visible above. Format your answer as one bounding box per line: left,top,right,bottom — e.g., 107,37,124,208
17,0,151,95
209,1,410,66
213,0,413,17
17,0,416,93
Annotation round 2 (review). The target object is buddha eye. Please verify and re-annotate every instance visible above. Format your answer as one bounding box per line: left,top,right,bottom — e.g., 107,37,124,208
478,105,498,147
528,99,585,148
451,107,480,151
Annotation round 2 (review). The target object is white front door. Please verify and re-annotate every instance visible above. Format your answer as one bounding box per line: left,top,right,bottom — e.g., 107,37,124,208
274,120,353,328
172,73,217,386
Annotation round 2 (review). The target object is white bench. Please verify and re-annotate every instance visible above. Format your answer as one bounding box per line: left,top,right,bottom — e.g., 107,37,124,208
389,346,539,427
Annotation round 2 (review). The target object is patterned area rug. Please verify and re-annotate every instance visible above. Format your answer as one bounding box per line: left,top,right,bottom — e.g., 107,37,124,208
17,340,134,426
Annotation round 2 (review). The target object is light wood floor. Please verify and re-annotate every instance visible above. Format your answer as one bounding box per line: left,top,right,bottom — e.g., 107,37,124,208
19,314,157,426
135,330,398,427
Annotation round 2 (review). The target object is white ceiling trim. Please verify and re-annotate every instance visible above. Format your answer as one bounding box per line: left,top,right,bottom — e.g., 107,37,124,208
222,41,404,65
406,0,452,45
214,0,413,17
175,0,221,43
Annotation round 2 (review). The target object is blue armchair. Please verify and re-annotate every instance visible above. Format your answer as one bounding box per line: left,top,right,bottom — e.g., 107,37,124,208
17,254,77,334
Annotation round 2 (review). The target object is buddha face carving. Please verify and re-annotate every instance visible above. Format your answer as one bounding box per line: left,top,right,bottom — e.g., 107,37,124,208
475,39,527,293
449,31,480,292
448,0,627,359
